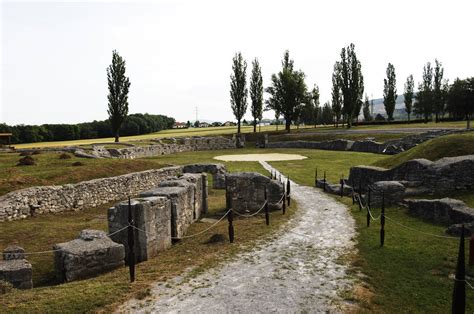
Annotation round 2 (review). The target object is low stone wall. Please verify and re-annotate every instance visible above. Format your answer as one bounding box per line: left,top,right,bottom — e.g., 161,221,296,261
407,198,474,226
348,155,474,194
75,136,236,159
0,166,182,222
53,230,125,282
226,172,284,213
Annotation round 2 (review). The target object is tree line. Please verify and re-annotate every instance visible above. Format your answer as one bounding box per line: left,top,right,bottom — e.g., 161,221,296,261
231,45,473,132
0,113,175,144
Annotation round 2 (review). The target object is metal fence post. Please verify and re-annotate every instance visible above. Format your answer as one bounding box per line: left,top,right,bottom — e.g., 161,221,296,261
323,171,326,192
315,168,318,187
227,199,234,243
286,177,291,206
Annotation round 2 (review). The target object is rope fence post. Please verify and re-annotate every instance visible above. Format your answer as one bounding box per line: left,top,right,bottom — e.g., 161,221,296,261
351,178,355,205
127,196,136,283
340,178,344,198
315,168,318,187
368,187,371,210
452,225,466,313
323,171,326,192
282,186,286,215
380,192,385,247
470,235,474,266
367,206,370,227
264,186,270,226
227,201,234,244
286,177,291,206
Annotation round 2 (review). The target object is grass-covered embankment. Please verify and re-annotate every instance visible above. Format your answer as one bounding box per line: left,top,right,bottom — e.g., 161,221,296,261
373,132,474,169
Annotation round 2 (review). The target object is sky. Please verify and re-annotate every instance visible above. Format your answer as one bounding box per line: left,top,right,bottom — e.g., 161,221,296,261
1,0,473,125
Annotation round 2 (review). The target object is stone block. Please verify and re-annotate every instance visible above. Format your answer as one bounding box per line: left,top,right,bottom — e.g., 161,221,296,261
3,245,25,261
368,181,406,206
226,172,284,213
108,197,171,263
183,163,227,189
139,187,193,239
53,229,125,282
407,198,474,225
0,259,33,289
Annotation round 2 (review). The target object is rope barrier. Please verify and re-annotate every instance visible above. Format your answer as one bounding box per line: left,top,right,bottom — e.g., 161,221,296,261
384,215,458,240
168,208,233,240
367,206,381,221
20,225,131,256
454,278,474,290
232,201,267,218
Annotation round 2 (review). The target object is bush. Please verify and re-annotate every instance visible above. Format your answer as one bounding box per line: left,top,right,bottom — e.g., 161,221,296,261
17,156,35,166
72,161,84,167
59,153,72,160
19,151,31,157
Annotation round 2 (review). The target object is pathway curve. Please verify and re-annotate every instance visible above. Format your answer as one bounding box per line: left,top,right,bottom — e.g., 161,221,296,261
120,161,357,313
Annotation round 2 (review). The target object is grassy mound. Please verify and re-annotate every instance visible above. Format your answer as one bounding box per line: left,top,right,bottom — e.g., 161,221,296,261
373,132,474,169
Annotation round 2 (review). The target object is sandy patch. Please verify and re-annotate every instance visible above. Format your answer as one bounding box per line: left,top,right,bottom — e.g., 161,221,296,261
213,153,307,162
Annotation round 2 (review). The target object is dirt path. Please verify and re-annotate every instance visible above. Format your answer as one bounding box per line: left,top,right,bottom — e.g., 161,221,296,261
120,162,357,313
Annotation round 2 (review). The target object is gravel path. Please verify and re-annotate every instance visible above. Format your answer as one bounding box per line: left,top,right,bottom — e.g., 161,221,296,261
120,162,357,313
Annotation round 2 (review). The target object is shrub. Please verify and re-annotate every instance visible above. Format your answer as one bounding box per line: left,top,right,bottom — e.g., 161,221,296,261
19,151,31,157
17,156,36,166
72,161,84,167
59,153,72,160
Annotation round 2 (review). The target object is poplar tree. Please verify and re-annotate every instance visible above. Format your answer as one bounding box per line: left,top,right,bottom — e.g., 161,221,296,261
331,63,342,127
363,95,372,121
433,59,445,122
250,58,263,132
415,62,433,123
383,63,397,121
107,50,130,143
230,52,248,134
404,75,414,121
337,43,364,128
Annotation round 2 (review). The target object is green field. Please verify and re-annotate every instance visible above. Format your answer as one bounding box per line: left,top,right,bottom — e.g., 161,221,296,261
11,120,469,149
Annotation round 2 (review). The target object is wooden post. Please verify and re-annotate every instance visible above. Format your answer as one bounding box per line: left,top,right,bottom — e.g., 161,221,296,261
282,187,286,215
452,225,466,313
127,197,136,283
323,171,326,192
367,207,370,227
227,207,234,243
367,187,371,209
380,192,385,247
315,168,318,187
264,186,270,226
340,178,344,197
202,175,208,214
286,177,291,206
470,235,474,266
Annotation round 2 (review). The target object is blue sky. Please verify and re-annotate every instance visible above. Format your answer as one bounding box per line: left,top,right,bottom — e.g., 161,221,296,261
1,0,473,125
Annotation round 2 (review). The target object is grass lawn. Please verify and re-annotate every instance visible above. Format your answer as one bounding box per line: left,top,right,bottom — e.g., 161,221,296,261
347,200,474,312
1,161,298,312
268,149,389,185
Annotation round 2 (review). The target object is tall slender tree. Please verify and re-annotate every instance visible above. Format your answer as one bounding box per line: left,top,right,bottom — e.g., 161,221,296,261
107,50,130,143
383,63,397,121
447,78,474,129
433,59,445,122
331,63,342,127
311,85,320,127
337,43,364,128
404,75,414,122
250,58,263,132
415,62,433,123
363,95,372,122
265,51,307,132
230,52,248,134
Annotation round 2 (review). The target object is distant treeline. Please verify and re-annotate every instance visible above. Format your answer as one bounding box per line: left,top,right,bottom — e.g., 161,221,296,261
0,113,175,144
